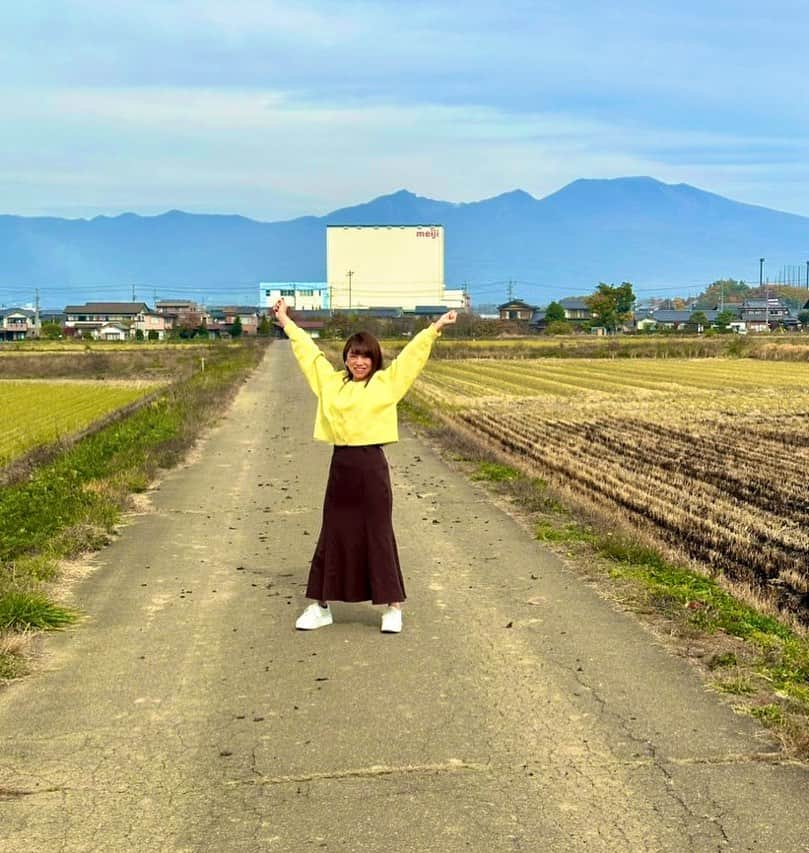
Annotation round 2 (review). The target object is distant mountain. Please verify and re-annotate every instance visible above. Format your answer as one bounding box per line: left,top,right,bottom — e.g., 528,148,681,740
2,177,808,307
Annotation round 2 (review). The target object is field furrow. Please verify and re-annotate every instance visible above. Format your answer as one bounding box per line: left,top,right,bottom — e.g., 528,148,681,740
414,356,809,620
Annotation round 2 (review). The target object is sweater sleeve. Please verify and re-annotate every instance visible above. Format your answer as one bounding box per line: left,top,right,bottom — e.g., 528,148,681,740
385,325,440,401
283,318,338,397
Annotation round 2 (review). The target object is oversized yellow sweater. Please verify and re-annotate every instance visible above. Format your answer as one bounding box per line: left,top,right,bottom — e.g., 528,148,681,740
284,318,440,445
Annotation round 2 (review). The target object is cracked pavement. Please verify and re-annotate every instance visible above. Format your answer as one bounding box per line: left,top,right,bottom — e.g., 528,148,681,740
1,341,808,852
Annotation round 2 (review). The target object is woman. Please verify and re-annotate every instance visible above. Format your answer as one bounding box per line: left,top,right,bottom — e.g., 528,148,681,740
273,298,457,633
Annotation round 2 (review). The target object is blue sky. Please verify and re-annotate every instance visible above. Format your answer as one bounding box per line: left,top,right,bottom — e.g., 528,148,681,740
4,0,809,221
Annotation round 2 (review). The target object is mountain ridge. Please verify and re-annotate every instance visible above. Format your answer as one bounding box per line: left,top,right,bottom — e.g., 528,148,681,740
2,177,807,306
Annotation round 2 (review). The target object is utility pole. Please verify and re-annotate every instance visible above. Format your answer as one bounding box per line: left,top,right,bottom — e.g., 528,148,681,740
34,287,41,336
507,280,514,301
760,258,768,331
346,269,354,310
132,283,137,301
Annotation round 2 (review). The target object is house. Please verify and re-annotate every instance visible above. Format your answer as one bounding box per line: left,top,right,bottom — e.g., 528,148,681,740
497,299,536,321
64,302,147,338
134,311,169,340
0,308,36,341
220,306,260,335
155,299,205,332
63,302,167,339
739,297,797,331
559,297,593,323
97,322,130,342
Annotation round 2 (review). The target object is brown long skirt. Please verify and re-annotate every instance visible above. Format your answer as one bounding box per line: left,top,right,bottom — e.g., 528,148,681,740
306,445,406,605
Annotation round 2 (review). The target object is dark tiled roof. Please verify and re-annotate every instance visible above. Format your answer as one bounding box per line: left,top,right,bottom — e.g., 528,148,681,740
64,302,148,313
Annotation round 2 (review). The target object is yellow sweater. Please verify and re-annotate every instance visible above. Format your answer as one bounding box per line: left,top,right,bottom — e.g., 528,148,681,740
284,319,440,445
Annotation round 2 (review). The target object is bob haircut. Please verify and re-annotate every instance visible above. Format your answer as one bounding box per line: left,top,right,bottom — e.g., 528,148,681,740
342,331,383,383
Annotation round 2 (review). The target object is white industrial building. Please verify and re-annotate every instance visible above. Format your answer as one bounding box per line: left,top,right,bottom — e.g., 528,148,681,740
326,225,464,311
261,282,328,312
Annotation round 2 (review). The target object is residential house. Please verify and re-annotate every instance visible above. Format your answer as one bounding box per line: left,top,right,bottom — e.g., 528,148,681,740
97,322,130,342
0,308,36,341
221,306,260,335
63,302,167,339
155,299,205,333
739,297,797,332
204,306,260,337
497,299,536,321
559,297,593,324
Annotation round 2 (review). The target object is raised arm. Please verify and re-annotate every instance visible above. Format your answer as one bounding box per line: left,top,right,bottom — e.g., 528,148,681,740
272,298,336,396
387,310,458,401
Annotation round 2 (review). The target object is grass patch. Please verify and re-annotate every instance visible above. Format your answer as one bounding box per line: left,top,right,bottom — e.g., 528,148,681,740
535,518,593,544
0,591,76,630
398,397,440,429
472,462,521,482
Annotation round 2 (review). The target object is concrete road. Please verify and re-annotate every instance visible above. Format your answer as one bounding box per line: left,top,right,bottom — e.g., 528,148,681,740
1,342,807,853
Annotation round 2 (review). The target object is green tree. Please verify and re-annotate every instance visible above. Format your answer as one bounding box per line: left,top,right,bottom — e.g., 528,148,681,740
230,316,243,338
798,310,809,328
147,329,160,341
135,328,144,341
715,310,735,331
40,321,62,339
687,311,709,333
544,301,566,322
257,315,271,336
586,282,635,332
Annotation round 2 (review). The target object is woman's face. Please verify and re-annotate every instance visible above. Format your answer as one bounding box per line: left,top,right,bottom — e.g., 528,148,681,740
346,349,372,381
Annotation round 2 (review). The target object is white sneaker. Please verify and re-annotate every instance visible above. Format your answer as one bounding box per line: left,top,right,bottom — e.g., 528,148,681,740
381,606,403,634
295,603,333,630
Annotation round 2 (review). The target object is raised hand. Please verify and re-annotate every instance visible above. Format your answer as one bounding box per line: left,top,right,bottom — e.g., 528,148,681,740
273,298,289,327
434,310,458,331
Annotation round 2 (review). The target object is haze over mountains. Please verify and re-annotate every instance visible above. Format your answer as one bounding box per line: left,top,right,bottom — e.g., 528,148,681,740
2,177,808,308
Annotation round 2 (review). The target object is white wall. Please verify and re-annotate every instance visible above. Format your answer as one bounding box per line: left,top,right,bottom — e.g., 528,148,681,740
326,225,446,310
261,283,326,311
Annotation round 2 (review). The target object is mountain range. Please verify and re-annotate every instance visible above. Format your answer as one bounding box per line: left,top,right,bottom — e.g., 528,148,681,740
2,177,808,308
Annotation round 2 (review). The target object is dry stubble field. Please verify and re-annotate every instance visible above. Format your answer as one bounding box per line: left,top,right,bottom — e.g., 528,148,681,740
410,355,809,624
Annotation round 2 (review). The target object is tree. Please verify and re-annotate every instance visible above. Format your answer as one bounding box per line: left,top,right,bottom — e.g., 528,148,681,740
687,311,709,333
698,279,750,306
230,316,243,338
798,310,809,328
544,301,566,323
586,282,635,332
40,321,62,339
257,315,271,336
715,310,735,332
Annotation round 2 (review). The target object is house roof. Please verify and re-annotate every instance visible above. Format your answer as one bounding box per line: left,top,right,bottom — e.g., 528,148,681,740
559,297,590,309
65,302,148,313
497,299,536,311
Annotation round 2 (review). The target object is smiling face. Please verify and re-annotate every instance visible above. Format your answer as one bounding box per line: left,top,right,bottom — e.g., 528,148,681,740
342,331,383,383
346,349,373,381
